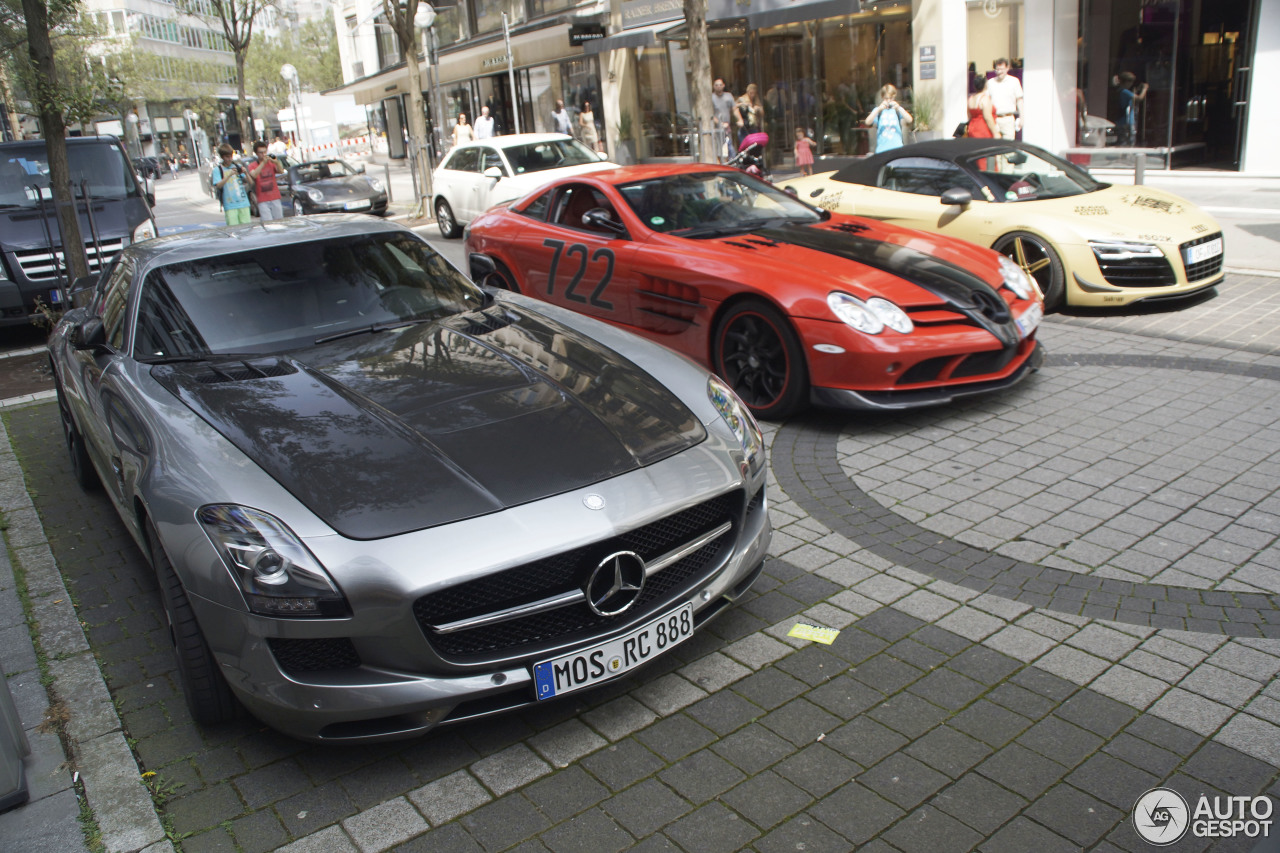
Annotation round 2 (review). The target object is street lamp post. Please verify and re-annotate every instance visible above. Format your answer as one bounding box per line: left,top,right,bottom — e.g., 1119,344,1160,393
280,64,310,159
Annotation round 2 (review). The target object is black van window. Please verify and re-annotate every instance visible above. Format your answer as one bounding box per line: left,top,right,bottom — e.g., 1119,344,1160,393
0,140,138,209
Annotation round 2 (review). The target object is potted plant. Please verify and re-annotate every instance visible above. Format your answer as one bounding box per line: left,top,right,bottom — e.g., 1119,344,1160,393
615,110,636,164
910,91,941,142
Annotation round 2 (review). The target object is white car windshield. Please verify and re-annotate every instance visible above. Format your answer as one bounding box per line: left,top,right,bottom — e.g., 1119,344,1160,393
619,171,823,236
503,139,600,174
962,147,1104,201
133,234,486,359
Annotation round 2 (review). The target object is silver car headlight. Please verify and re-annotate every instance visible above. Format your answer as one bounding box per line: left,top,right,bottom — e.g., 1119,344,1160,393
198,505,347,617
1089,240,1164,262
708,376,764,473
827,293,913,335
306,188,324,203
368,177,385,192
997,255,1036,300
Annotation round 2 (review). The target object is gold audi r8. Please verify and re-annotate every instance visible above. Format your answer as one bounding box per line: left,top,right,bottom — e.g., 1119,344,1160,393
783,140,1224,311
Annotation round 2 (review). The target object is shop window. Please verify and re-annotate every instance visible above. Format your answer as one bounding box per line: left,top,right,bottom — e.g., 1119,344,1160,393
473,0,525,35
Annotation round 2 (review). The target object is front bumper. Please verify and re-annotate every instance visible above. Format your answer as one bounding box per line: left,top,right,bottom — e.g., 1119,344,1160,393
187,439,771,743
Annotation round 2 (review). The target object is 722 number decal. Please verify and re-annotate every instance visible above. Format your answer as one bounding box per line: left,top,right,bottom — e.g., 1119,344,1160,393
543,239,614,310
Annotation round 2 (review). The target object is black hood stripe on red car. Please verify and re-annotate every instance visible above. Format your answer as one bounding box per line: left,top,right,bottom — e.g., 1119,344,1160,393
747,224,1021,348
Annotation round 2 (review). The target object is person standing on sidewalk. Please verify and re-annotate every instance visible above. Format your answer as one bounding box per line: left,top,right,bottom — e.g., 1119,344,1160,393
211,144,251,226
474,106,496,139
712,79,736,161
452,113,474,148
552,100,572,136
984,59,1024,141
864,84,911,153
248,140,284,221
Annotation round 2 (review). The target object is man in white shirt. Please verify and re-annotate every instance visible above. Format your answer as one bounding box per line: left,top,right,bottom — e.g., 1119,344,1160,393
984,59,1024,141
551,100,572,136
267,136,287,158
474,106,496,139
711,79,736,161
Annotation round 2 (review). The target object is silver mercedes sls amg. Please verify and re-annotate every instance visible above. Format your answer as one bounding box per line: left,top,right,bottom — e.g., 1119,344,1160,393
48,216,771,743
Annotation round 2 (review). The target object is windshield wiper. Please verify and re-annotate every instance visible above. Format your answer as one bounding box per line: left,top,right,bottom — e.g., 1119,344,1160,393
681,216,792,239
314,317,433,345
140,352,262,365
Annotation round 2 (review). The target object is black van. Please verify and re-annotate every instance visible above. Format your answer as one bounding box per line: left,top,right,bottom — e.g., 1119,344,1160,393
0,136,156,328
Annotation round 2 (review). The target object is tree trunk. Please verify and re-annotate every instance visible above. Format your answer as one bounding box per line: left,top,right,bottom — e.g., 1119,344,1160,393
236,51,252,149
684,0,716,164
403,41,433,206
21,0,89,283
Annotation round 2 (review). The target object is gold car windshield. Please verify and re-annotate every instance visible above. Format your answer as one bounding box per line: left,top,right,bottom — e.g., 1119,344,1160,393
961,148,1104,202
619,171,823,237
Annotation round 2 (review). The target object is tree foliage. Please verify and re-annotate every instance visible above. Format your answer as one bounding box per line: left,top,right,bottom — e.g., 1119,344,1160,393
176,0,274,144
245,17,341,119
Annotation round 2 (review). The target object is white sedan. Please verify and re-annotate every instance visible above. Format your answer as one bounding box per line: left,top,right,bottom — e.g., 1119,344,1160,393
431,133,616,238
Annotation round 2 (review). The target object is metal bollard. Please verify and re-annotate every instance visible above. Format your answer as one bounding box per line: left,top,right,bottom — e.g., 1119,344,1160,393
385,164,393,204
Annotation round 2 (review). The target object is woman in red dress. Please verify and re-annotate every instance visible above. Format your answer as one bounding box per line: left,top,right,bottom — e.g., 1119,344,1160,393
967,73,996,139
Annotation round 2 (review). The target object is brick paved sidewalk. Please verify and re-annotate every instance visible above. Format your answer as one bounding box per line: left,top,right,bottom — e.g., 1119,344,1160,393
2,295,1279,852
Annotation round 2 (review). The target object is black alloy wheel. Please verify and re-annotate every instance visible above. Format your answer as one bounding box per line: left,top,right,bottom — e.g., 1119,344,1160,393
148,519,240,725
436,198,461,239
713,300,808,420
55,378,98,490
993,231,1066,311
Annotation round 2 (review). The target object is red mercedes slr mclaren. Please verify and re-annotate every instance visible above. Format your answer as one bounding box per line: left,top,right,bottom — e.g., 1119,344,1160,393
464,164,1044,419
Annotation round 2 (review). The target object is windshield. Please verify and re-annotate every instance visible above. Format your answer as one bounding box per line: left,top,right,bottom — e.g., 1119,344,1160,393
963,147,1104,202
133,234,485,359
0,140,139,209
619,171,823,235
292,160,355,183
503,139,601,175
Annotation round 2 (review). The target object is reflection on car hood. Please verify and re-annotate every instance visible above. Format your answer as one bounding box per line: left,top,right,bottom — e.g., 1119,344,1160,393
152,304,704,540
302,178,379,198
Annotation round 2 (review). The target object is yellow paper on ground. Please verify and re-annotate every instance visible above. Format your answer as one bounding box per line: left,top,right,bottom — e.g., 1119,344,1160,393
787,623,840,645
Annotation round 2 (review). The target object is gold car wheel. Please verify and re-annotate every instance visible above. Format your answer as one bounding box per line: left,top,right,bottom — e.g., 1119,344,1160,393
993,231,1065,312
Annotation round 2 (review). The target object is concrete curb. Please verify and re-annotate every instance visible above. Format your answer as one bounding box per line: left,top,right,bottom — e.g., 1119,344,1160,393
0,413,172,853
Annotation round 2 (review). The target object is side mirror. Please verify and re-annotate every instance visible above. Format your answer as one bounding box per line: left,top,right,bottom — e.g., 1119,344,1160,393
483,166,503,180
469,253,497,283
597,151,609,161
940,187,973,207
71,317,106,351
583,207,626,236
147,191,156,208
354,162,366,173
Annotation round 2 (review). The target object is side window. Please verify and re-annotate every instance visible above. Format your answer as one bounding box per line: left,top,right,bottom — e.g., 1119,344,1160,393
518,190,552,221
446,149,479,172
878,157,981,198
552,185,619,235
480,149,507,176
98,258,133,350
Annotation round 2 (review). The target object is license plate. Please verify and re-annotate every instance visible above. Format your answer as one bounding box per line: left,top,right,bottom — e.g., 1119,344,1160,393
533,603,694,700
1015,302,1043,339
1185,237,1222,265
344,199,371,210
49,288,62,304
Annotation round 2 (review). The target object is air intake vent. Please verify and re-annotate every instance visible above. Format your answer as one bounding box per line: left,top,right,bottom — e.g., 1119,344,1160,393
191,360,298,384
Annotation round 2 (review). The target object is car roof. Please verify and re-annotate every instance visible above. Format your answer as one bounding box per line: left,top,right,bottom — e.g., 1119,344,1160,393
831,139,1041,184
455,133,579,151
126,216,408,268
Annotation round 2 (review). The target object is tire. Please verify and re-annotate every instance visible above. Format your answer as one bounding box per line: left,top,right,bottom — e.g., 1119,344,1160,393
436,198,462,239
480,260,519,294
148,520,239,725
54,378,98,490
712,299,809,421
993,231,1066,311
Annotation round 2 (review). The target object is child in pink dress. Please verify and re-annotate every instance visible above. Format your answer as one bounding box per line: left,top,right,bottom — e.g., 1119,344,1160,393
794,128,816,175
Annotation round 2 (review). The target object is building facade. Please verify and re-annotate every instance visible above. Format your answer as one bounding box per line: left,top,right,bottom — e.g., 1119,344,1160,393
329,0,1276,176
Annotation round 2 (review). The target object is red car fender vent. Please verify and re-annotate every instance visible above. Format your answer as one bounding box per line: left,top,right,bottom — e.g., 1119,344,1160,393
640,278,702,308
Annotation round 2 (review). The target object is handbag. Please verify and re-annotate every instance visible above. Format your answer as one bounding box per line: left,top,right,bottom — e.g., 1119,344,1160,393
953,121,969,138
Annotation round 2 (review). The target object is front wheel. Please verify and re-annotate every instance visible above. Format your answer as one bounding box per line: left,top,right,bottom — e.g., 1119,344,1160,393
55,378,98,490
712,300,808,421
149,520,239,725
993,231,1066,311
436,198,461,239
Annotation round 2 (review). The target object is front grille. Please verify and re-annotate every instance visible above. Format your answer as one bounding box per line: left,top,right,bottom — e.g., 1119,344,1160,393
268,637,361,674
1095,252,1176,287
899,356,951,385
14,238,125,282
1181,232,1224,282
951,346,1019,379
414,492,740,660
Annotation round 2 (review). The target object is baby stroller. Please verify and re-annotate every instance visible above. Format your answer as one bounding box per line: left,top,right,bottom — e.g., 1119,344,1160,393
728,132,770,182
